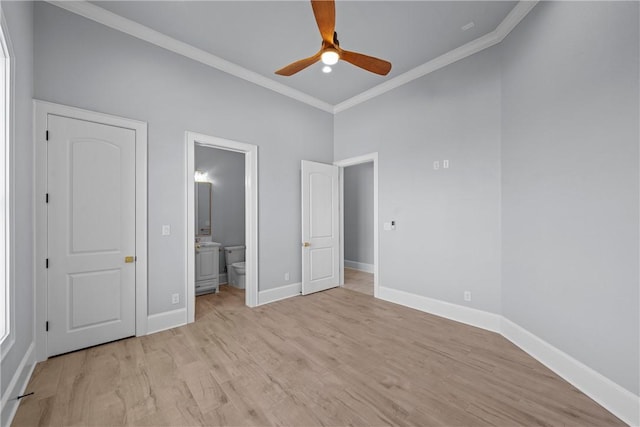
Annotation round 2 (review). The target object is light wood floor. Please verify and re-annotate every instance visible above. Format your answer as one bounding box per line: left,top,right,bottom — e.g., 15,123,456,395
343,267,374,296
14,285,624,426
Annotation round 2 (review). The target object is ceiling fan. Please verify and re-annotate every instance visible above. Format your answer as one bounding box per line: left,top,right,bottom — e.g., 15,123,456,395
275,0,392,76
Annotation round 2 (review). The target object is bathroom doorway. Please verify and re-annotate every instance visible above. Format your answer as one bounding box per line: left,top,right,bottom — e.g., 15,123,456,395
186,132,258,324
335,153,379,297
195,144,245,294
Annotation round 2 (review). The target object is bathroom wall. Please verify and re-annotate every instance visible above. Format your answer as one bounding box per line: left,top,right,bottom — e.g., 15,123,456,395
195,145,245,277
344,162,374,270
33,3,333,315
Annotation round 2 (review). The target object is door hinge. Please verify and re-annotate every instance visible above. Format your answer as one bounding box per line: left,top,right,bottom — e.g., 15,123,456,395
46,130,49,141
46,321,49,332
45,193,49,203
45,258,49,269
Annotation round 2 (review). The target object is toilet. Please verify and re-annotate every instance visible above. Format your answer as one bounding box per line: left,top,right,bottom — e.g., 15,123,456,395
224,245,246,289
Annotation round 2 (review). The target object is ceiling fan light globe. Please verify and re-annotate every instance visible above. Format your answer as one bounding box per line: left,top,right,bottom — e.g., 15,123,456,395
321,50,339,65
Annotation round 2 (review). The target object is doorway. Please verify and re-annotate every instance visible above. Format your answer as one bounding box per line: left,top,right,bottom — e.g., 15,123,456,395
335,153,379,297
343,162,375,295
194,144,245,300
185,132,258,322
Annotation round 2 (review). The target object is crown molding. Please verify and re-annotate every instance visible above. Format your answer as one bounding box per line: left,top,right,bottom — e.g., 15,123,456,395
46,1,334,114
47,1,538,115
333,1,538,113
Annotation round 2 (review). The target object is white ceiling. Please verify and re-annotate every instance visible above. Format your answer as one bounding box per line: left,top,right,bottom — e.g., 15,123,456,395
90,1,517,106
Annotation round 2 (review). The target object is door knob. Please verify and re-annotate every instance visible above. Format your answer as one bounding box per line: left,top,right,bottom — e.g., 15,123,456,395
302,242,310,247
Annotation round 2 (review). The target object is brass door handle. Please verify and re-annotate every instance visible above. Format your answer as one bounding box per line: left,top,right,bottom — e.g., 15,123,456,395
196,244,201,250
302,242,310,247
125,256,135,263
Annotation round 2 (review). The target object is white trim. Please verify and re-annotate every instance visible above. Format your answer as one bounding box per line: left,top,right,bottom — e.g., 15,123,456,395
344,261,374,274
46,1,536,115
335,153,379,298
46,1,333,114
146,308,187,335
186,131,259,323
502,319,639,427
34,100,148,361
258,282,301,306
378,286,502,333
0,341,36,427
333,1,539,113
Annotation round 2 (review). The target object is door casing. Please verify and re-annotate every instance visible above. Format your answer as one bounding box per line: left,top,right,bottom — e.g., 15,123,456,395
35,100,148,362
185,131,258,316
334,153,379,297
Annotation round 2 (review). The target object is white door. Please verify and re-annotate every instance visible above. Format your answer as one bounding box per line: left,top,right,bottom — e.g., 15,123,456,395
301,160,339,295
47,115,136,356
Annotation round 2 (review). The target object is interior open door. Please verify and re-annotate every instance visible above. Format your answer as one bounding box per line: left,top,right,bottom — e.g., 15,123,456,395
301,160,339,295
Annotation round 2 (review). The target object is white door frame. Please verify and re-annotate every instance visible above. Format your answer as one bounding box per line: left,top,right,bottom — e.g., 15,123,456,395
185,132,258,319
334,153,379,298
34,100,148,362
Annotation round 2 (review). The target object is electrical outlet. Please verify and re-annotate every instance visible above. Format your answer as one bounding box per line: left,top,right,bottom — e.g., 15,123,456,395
464,291,471,302
284,272,290,281
162,225,171,236
433,161,440,170
171,293,179,304
443,160,449,169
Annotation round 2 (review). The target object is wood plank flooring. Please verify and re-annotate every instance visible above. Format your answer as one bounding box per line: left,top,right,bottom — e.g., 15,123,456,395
343,267,374,296
13,285,624,426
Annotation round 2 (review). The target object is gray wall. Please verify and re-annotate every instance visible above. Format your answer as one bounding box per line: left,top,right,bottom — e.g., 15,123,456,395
344,162,374,266
195,145,245,274
335,0,639,398
0,1,34,423
33,3,333,315
335,47,503,314
501,1,639,395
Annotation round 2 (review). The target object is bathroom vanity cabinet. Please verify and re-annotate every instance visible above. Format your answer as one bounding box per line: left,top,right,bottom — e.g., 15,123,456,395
195,242,220,295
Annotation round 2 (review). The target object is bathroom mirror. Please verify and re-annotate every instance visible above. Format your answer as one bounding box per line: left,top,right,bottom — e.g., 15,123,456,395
195,182,212,236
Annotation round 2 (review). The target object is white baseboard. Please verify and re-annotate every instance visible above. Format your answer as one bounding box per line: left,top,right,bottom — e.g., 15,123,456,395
258,282,301,306
344,260,374,273
147,308,187,335
1,342,36,427
376,286,639,426
501,318,639,427
378,286,502,333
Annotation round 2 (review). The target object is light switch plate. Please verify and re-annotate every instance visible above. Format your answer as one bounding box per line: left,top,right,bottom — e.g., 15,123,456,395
162,225,171,236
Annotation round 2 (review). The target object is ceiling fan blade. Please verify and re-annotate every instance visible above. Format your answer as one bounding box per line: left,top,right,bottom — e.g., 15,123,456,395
275,51,322,76
339,49,392,76
311,0,335,44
